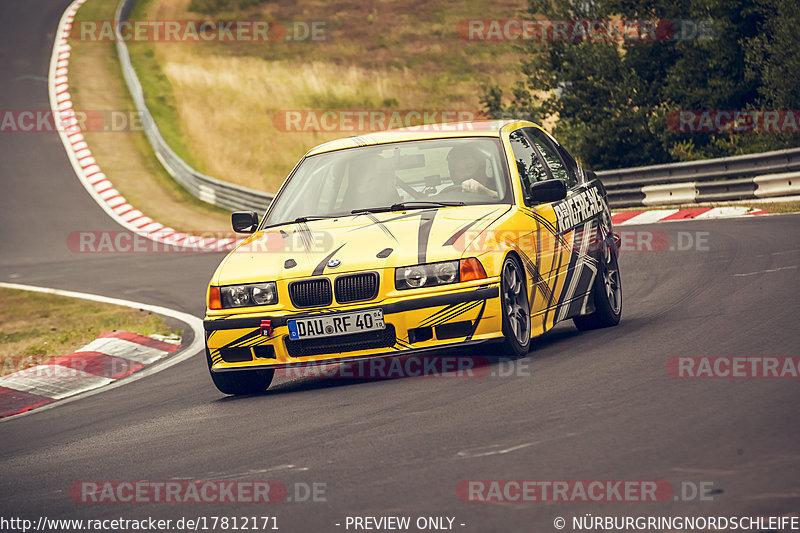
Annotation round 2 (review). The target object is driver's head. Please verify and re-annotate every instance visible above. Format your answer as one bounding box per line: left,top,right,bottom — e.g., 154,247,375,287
447,144,484,184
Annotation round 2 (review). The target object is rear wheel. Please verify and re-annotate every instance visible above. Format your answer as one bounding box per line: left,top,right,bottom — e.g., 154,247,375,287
206,348,274,395
496,256,531,357
573,229,622,331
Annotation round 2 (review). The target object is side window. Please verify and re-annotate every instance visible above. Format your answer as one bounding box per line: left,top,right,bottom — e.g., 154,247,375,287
509,129,550,203
523,128,577,188
556,144,582,184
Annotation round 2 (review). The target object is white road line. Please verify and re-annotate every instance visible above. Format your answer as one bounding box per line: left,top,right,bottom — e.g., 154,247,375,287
733,265,798,277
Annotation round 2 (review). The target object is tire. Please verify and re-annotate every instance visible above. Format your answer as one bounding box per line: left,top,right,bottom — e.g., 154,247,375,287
573,229,622,331
206,348,274,395
495,255,531,357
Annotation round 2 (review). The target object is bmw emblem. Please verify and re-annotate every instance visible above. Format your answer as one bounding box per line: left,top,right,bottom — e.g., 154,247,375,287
328,258,341,268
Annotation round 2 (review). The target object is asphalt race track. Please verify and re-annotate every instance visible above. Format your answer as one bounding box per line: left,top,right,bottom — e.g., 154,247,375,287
1,1,798,531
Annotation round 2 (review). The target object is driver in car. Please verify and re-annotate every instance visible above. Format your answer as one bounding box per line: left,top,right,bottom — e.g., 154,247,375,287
446,145,499,199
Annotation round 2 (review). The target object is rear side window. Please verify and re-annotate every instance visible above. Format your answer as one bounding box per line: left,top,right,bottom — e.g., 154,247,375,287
523,128,577,188
509,129,550,203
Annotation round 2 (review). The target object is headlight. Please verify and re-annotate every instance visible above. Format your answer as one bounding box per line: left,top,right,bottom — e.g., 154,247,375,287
219,282,278,308
396,260,461,290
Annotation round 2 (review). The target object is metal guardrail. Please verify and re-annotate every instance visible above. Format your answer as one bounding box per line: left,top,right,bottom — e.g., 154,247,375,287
115,0,798,211
596,148,800,207
114,0,274,214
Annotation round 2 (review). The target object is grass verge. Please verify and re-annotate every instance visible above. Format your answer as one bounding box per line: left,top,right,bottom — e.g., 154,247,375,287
0,288,180,377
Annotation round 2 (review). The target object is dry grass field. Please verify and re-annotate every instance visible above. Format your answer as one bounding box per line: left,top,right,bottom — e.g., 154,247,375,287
128,0,528,193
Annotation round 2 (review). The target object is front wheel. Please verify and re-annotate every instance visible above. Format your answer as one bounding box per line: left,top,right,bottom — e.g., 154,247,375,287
496,256,531,357
573,231,622,331
206,348,274,395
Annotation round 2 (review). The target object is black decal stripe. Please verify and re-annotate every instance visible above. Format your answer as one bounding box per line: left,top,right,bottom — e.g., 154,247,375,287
442,209,500,246
423,300,483,328
204,287,500,331
419,302,461,327
519,252,552,302
554,228,583,310
313,243,346,276
348,210,423,233
465,300,486,341
224,329,264,349
295,222,314,255
417,209,437,264
366,213,398,242
542,218,569,326
418,299,481,328
557,221,600,320
419,302,474,327
555,221,594,314
524,210,571,248
519,253,539,306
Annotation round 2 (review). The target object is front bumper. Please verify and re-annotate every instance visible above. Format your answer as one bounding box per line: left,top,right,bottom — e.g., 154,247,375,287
204,283,502,371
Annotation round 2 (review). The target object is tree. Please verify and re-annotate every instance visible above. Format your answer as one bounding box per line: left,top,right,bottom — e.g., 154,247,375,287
484,0,799,169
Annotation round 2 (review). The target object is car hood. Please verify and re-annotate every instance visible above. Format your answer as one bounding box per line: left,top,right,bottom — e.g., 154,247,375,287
214,205,510,285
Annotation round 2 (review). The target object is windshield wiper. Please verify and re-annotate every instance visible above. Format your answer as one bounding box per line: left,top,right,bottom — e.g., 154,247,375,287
260,214,342,229
352,201,464,215
292,215,335,223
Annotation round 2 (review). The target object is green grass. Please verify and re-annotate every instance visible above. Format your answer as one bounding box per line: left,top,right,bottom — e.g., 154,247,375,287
748,201,800,214
0,288,180,376
126,0,204,171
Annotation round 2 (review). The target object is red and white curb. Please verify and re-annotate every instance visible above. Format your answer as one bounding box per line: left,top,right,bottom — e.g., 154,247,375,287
49,0,238,252
0,283,204,422
0,331,180,418
611,206,768,226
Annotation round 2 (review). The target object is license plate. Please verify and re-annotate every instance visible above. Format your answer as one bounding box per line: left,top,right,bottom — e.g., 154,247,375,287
287,309,385,340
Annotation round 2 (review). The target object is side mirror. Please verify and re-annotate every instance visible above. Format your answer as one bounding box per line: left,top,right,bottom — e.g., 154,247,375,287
528,180,567,204
231,211,259,233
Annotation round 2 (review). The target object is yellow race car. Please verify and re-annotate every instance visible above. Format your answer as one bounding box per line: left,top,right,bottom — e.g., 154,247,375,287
204,119,622,394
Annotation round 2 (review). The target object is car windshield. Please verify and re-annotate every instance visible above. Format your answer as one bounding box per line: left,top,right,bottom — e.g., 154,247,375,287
262,137,510,227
